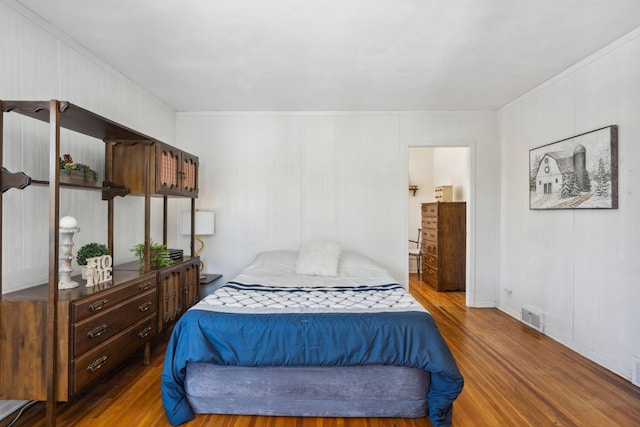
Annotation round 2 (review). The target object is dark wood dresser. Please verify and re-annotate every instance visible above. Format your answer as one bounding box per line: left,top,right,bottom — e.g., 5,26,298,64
421,202,466,292
0,270,157,401
116,257,200,333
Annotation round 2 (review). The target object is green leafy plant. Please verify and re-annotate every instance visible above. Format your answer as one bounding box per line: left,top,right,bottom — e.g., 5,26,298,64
131,240,173,269
76,242,111,266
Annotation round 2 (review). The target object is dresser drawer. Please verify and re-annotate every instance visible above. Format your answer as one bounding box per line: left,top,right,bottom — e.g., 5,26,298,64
423,228,438,242
422,203,438,217
72,314,156,393
72,275,156,322
422,265,439,283
423,253,438,269
422,216,438,229
423,241,438,255
421,268,439,289
73,289,157,357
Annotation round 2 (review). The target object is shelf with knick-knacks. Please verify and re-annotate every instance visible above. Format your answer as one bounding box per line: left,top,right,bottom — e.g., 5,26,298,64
0,99,200,426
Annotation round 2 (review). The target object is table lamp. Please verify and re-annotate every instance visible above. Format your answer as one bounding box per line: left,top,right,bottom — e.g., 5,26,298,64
181,210,215,276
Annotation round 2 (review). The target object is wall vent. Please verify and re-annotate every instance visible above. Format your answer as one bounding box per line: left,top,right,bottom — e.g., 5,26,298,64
521,306,544,332
633,357,640,388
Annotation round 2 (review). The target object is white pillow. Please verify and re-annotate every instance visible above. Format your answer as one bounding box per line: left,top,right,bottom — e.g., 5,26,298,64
243,250,298,275
295,240,341,276
338,251,389,276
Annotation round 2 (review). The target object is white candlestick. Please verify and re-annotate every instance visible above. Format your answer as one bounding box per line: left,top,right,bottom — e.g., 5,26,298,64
59,221,80,290
60,216,78,229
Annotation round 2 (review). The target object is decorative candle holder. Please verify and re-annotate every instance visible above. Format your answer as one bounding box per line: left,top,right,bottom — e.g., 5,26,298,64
59,216,80,289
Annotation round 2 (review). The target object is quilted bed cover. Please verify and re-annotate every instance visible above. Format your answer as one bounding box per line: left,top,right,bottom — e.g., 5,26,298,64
161,251,464,427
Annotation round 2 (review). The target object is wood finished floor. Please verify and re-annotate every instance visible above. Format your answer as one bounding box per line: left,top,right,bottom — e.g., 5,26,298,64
4,274,640,427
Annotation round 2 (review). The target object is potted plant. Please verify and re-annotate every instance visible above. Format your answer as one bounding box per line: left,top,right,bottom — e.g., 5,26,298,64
77,242,111,278
59,154,99,184
131,240,174,269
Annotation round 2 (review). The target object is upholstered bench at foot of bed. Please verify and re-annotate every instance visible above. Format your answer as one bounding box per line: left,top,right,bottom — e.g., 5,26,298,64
185,363,431,418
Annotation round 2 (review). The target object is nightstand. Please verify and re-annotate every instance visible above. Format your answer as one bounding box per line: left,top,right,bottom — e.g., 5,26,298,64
200,274,222,285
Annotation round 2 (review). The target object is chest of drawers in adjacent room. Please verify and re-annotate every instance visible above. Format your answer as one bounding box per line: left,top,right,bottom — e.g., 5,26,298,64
421,202,466,292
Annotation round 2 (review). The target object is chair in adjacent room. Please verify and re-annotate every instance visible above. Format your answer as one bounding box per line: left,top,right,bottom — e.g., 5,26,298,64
409,228,422,275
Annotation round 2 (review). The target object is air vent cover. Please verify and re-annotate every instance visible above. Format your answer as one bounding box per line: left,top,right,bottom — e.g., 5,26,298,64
521,306,544,332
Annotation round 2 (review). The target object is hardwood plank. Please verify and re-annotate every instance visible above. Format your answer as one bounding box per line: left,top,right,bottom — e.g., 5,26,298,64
4,274,640,426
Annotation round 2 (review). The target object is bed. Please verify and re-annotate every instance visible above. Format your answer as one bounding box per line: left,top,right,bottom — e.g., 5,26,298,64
162,245,464,427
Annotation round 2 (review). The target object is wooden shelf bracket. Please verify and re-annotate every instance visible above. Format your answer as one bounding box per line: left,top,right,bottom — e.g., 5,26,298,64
101,181,130,200
1,166,32,193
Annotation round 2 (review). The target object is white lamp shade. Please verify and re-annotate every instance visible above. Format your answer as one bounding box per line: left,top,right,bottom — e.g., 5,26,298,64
181,210,215,236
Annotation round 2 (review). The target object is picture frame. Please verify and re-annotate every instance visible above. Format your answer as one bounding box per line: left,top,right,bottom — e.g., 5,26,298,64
529,125,618,210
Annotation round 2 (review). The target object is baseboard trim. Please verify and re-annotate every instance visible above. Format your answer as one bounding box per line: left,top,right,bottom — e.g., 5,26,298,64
496,305,633,383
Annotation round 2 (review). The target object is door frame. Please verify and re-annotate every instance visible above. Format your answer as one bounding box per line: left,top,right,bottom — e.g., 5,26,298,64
404,140,476,307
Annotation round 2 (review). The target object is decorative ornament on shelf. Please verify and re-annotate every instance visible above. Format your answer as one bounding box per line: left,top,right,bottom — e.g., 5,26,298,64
77,242,111,279
59,153,99,185
58,216,80,289
85,255,113,287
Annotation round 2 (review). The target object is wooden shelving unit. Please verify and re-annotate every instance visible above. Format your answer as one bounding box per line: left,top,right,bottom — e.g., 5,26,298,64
0,100,200,427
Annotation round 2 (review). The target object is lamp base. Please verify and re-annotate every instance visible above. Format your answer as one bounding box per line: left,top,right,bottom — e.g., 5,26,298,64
194,234,205,275
194,235,205,258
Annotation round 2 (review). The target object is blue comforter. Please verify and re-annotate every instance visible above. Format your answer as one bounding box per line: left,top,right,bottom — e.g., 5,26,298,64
162,284,463,426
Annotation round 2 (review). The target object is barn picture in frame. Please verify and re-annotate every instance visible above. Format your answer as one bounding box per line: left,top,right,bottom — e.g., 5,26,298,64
529,125,618,210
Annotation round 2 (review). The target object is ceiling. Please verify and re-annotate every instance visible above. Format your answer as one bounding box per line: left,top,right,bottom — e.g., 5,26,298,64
14,0,640,112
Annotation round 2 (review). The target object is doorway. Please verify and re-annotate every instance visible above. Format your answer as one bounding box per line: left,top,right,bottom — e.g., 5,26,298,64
407,145,473,305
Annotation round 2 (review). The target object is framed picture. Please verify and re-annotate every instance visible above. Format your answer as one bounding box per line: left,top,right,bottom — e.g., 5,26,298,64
529,125,618,210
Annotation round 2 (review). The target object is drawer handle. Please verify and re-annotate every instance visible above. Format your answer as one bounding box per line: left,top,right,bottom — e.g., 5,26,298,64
138,301,153,312
138,326,153,338
139,282,151,291
88,299,108,312
429,257,435,262
87,324,108,339
87,355,108,373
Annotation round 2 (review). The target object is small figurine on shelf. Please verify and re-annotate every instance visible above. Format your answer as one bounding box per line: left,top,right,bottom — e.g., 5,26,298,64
58,216,80,289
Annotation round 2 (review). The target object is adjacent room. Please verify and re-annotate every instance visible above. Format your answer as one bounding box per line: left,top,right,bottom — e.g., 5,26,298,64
1,1,640,426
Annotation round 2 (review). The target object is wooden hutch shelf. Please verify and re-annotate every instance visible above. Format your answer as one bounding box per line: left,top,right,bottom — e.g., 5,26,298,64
0,100,200,427
1,100,155,142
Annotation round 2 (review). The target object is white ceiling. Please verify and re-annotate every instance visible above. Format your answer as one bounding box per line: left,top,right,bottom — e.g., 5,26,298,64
14,0,640,112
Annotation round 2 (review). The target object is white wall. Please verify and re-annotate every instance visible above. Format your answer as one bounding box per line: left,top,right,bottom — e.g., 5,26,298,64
175,113,405,293
176,112,500,304
498,28,640,382
433,147,469,202
0,1,175,417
